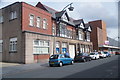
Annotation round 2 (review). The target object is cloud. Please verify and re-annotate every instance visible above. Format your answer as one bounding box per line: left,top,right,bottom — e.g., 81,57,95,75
69,2,118,29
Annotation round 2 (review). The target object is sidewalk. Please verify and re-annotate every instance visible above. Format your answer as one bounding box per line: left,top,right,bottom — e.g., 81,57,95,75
1,60,48,76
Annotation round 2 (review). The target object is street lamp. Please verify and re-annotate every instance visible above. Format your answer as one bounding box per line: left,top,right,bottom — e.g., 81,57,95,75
62,3,74,11
53,3,74,55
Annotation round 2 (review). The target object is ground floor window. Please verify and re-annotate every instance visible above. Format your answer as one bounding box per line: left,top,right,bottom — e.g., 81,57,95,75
33,40,49,54
56,41,60,53
62,43,67,53
0,40,3,52
9,37,17,52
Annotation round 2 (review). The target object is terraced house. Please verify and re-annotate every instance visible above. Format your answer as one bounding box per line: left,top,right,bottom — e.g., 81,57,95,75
0,2,93,64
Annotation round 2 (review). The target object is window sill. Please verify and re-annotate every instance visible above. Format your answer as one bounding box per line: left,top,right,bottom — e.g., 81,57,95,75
9,51,17,53
9,18,17,21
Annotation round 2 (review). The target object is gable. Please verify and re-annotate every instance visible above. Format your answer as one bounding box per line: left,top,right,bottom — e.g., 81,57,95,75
61,12,69,22
79,23,84,29
88,26,92,31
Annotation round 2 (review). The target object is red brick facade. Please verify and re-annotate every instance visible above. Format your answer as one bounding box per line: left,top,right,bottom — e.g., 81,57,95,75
22,2,52,35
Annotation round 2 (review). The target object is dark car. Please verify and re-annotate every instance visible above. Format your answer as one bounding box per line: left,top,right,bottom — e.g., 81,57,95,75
49,54,74,67
74,53,91,62
103,52,111,57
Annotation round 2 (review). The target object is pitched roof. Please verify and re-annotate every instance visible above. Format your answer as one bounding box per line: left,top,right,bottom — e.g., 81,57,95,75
36,2,86,27
73,19,84,25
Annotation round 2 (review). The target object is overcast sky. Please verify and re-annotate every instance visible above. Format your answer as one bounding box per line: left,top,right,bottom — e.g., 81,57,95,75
0,0,119,40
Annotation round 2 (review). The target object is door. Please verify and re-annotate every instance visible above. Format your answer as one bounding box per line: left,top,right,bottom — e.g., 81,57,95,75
69,45,75,59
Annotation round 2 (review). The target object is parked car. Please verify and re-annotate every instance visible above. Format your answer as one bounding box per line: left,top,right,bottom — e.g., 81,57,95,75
98,51,107,58
115,52,120,55
74,53,92,62
89,52,99,60
49,54,74,67
103,51,111,57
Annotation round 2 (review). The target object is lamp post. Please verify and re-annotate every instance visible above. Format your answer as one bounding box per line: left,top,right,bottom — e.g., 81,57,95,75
53,3,74,55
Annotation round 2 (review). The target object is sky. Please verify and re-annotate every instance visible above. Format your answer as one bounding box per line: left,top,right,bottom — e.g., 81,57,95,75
0,0,119,40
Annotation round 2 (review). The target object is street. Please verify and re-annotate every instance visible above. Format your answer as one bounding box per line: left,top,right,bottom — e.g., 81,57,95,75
2,55,119,78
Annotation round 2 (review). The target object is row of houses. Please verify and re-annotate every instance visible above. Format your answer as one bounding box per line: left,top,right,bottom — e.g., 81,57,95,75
0,2,116,64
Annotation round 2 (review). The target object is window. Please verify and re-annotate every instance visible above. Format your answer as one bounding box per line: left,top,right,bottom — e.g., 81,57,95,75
78,30,84,40
0,16,3,23
56,42,60,53
9,37,17,52
36,17,41,28
43,18,47,29
52,23,56,36
59,23,67,37
62,43,67,53
29,14,34,26
33,40,49,54
0,40,3,52
10,11,17,20
87,32,90,41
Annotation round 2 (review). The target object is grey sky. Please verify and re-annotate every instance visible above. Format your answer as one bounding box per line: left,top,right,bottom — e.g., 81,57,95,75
0,0,119,40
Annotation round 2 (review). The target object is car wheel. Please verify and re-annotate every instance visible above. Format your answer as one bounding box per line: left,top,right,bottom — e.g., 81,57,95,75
49,64,53,67
71,61,74,65
83,59,86,62
89,58,91,61
59,62,63,67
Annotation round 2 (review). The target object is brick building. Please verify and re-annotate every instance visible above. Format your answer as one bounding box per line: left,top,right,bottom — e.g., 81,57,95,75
0,2,93,64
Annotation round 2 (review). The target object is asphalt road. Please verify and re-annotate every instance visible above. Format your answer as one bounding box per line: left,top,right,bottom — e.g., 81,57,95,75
3,55,119,78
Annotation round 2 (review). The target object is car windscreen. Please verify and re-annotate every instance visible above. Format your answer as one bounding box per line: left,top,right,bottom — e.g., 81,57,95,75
104,52,107,54
90,53,95,55
77,53,83,56
50,55,59,59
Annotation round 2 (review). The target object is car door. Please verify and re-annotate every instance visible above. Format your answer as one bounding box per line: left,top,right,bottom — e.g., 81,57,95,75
65,55,71,64
60,54,66,64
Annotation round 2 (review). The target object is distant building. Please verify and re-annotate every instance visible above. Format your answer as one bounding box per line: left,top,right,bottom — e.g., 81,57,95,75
89,20,120,53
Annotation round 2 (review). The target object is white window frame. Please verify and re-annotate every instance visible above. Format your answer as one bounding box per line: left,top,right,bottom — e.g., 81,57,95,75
9,37,17,52
0,16,3,23
0,40,3,53
10,11,17,20
36,17,41,28
29,14,34,26
43,18,48,29
33,40,49,54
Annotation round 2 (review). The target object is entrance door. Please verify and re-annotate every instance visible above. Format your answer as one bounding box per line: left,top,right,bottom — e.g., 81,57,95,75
69,45,75,59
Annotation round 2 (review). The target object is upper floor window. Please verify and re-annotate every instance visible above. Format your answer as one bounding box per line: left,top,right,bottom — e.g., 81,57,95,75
43,18,48,29
9,37,17,52
36,17,41,28
0,40,3,53
10,11,17,20
78,30,84,40
87,32,90,41
52,23,56,36
29,14,34,26
0,16,3,23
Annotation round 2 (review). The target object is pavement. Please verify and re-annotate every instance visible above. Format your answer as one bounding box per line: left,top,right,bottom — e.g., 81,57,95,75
1,60,48,76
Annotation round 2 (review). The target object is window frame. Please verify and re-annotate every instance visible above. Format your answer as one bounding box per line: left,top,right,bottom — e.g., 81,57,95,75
36,17,41,28
29,14,34,27
9,37,17,52
43,18,48,29
33,40,50,54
